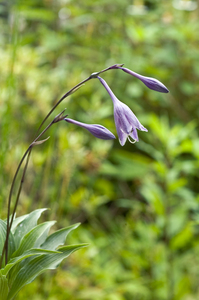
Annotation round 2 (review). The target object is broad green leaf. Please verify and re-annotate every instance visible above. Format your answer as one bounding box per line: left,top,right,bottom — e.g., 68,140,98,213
7,244,88,300
10,215,29,234
0,271,8,300
0,220,16,265
2,248,60,276
41,223,80,250
33,221,56,249
14,208,47,248
12,221,56,257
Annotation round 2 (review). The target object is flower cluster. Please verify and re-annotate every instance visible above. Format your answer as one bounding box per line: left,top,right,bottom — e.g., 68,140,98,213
65,66,169,146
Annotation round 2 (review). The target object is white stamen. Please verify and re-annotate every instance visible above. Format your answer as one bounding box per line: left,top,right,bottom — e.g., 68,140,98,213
127,136,137,144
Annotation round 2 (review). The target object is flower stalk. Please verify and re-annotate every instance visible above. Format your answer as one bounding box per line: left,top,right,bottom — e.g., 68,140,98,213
1,63,169,268
0,64,121,266
1,111,67,267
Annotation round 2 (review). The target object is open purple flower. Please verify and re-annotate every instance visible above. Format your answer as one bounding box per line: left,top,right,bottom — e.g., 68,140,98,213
64,118,116,140
97,76,148,146
111,66,169,93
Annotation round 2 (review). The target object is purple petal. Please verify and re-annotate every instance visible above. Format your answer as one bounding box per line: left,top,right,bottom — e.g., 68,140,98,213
115,117,128,146
97,75,148,145
114,102,132,134
130,128,139,142
120,101,144,130
65,118,116,140
113,110,127,145
119,67,169,93
97,76,118,105
118,130,128,146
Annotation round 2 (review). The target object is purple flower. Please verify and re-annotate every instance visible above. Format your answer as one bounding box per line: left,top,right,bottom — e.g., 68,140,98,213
117,66,169,93
98,76,148,146
64,118,116,140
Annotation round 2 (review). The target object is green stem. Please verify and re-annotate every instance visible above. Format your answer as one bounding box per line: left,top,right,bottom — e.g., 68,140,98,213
1,117,58,267
1,63,122,267
36,77,91,134
36,63,123,132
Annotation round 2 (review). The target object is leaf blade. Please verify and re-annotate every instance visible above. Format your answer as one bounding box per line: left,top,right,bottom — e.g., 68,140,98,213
2,248,60,276
13,208,48,248
12,221,56,257
0,271,9,300
7,244,88,300
41,223,80,250
0,220,16,266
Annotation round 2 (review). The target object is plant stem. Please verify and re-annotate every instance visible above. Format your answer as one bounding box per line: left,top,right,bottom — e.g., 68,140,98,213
36,63,123,132
36,77,91,134
1,64,122,267
1,117,58,267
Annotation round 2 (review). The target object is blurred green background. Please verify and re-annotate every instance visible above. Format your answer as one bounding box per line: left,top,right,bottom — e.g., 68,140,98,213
1,0,199,299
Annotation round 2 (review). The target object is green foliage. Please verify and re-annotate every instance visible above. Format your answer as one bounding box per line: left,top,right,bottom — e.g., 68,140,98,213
0,209,86,300
1,0,199,299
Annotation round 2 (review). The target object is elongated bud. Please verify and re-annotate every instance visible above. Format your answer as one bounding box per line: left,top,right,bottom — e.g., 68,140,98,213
119,67,169,93
64,118,115,140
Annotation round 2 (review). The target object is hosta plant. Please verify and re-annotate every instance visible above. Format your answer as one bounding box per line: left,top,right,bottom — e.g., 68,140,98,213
0,64,168,299
0,208,87,300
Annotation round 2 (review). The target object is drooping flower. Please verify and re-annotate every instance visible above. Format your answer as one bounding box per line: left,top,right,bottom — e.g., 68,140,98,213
112,65,169,93
97,76,148,146
64,118,116,140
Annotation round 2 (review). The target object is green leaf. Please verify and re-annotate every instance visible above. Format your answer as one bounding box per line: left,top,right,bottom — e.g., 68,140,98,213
12,221,56,257
0,220,16,265
0,271,8,300
170,223,193,250
7,244,88,300
10,215,29,234
41,223,80,250
2,248,60,276
0,220,6,254
13,208,47,248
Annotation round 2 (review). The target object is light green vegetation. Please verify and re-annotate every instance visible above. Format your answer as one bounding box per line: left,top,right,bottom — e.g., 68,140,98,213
1,1,199,299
